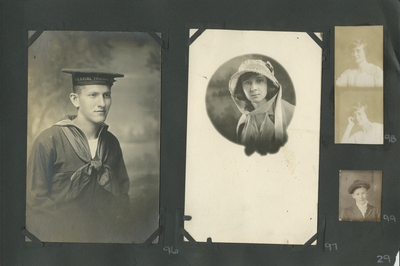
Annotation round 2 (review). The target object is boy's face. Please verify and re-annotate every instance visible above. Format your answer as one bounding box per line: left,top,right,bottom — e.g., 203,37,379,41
71,84,112,125
351,187,368,205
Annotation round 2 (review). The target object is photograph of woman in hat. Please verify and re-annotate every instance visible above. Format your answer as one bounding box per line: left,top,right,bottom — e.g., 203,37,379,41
340,179,380,222
228,59,295,155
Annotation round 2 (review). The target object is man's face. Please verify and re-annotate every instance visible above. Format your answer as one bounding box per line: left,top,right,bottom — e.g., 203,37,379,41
352,107,368,126
351,45,366,64
351,187,368,205
73,85,112,125
242,74,268,106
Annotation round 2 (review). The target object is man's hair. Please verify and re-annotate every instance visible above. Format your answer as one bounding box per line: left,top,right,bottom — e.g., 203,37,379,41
232,72,279,111
350,101,370,118
349,39,368,56
73,85,81,94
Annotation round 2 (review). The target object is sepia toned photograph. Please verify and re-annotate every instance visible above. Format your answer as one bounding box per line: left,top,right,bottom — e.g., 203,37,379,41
335,88,383,144
185,29,322,244
335,26,383,88
26,31,161,243
206,54,296,156
334,26,384,144
339,170,382,222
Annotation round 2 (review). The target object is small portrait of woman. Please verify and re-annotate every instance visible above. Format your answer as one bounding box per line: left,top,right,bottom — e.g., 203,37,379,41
335,88,383,144
228,59,295,155
339,170,382,222
335,26,383,88
335,39,383,87
340,101,383,144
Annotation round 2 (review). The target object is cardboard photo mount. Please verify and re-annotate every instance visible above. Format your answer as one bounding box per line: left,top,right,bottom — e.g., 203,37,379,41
184,28,326,246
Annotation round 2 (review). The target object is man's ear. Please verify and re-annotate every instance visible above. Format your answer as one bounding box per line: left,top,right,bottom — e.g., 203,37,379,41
69,93,80,108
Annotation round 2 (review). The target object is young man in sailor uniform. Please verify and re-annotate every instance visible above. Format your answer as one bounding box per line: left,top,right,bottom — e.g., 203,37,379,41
26,69,130,242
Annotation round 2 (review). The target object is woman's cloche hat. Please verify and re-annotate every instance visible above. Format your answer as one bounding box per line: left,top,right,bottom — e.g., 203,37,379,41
228,59,280,96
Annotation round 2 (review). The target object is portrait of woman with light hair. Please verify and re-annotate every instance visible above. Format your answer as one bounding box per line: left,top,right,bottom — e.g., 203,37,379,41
340,101,383,144
336,39,383,87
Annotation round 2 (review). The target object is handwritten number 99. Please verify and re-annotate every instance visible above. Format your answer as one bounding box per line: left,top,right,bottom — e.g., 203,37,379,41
383,215,396,223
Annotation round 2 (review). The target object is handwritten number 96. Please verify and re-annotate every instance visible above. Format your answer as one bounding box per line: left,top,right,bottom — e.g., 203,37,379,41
163,246,178,255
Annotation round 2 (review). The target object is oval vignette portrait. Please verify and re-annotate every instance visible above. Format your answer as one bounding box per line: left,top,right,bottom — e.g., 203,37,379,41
205,54,296,155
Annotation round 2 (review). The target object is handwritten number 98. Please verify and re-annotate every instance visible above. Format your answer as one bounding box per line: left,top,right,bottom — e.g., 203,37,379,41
385,135,397,143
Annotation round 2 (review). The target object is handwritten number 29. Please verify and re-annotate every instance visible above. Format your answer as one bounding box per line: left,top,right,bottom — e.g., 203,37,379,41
377,255,391,263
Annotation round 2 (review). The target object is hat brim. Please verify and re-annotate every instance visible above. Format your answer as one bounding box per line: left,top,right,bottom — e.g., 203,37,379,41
62,68,124,78
228,69,279,96
348,183,370,194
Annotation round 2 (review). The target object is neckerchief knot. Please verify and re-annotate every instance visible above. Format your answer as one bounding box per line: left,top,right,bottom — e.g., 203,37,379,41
89,159,103,173
55,116,121,201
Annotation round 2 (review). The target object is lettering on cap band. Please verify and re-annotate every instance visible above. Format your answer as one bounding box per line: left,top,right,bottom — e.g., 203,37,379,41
62,68,124,87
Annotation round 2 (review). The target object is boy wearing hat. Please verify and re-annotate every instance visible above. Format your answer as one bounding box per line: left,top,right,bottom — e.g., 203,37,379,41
340,180,380,222
26,69,130,242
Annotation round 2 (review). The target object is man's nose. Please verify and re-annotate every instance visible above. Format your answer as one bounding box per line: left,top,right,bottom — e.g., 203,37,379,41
97,96,106,106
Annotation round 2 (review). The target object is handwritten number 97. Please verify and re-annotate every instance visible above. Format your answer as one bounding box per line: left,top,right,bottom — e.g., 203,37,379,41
324,243,337,251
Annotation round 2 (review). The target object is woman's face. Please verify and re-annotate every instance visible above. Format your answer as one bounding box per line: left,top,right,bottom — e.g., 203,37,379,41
351,45,366,64
352,107,368,126
242,74,268,107
351,187,368,205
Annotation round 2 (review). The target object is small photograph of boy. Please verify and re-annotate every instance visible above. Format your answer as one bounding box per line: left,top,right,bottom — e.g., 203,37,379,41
339,170,382,222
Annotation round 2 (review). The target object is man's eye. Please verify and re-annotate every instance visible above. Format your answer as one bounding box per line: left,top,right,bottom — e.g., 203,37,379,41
89,94,96,98
104,93,111,98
